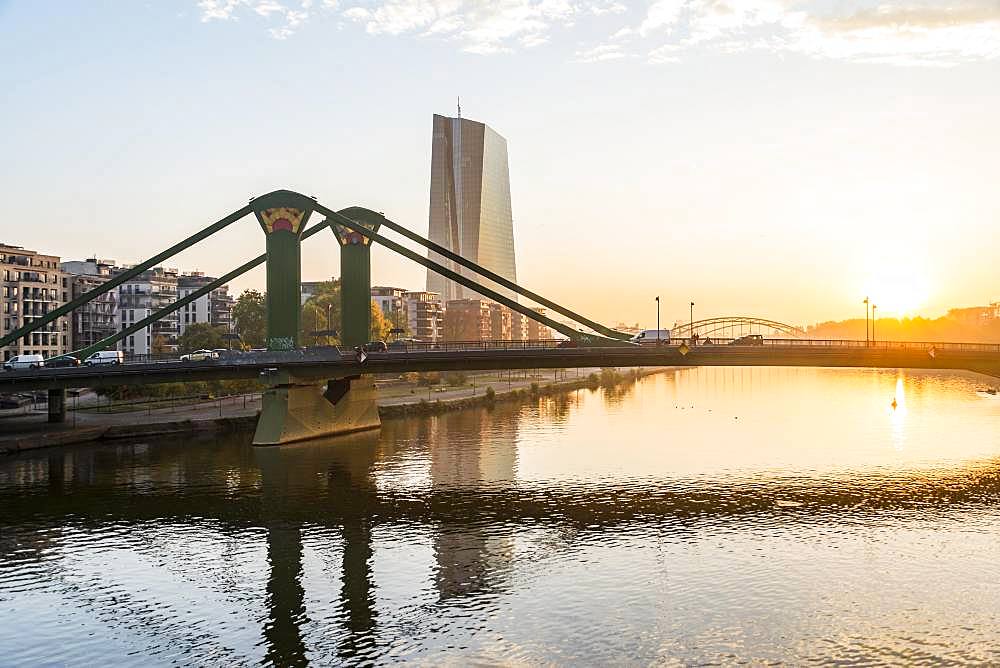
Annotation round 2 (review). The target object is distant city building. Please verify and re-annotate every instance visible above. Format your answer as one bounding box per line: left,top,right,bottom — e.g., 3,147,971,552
526,307,552,341
60,258,118,352
116,266,179,356
511,311,528,341
178,272,234,336
441,299,549,342
1,243,70,360
946,306,993,325
444,299,492,342
403,291,443,342
301,280,334,305
489,302,513,341
371,286,407,331
427,113,517,304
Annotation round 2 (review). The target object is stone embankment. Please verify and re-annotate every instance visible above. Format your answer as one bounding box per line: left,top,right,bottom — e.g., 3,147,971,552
0,368,668,454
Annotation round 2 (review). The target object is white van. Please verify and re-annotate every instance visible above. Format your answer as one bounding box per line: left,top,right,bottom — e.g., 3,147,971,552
630,329,671,346
84,350,124,366
3,354,45,371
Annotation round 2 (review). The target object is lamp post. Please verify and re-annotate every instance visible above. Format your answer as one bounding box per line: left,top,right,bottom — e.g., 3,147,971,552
872,304,877,345
864,297,870,346
655,296,660,345
690,301,694,344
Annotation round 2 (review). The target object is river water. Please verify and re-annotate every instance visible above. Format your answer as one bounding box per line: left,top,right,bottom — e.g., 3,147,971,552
2,367,1000,665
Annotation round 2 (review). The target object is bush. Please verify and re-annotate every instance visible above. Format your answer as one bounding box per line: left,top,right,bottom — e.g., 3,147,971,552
444,371,468,386
530,382,539,395
600,368,620,387
485,386,496,404
416,371,442,386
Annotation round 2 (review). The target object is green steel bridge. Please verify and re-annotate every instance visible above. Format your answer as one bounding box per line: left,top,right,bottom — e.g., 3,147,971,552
3,189,999,444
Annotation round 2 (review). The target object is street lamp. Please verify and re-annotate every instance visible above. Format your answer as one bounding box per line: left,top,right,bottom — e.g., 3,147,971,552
872,304,877,344
690,301,694,344
655,296,660,344
864,296,870,346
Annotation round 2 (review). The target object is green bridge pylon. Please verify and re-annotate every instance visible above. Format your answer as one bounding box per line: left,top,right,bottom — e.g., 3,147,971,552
251,191,380,445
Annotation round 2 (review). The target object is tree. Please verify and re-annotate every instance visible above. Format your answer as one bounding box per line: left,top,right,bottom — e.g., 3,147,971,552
233,289,266,349
300,279,341,345
177,322,226,353
370,300,392,342
151,334,171,354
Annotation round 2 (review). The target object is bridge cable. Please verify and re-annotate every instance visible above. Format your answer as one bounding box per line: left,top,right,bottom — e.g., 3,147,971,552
0,204,254,350
321,204,629,343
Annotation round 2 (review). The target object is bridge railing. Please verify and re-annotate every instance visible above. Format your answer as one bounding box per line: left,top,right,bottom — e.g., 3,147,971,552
357,339,566,354
760,338,1000,353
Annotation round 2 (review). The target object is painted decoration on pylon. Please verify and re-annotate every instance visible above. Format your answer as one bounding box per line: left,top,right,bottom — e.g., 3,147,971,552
260,208,305,234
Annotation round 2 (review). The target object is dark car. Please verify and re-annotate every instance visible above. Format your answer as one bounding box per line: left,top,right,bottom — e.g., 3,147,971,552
557,339,579,348
46,355,81,368
363,341,388,353
0,394,33,409
387,340,409,352
728,334,764,346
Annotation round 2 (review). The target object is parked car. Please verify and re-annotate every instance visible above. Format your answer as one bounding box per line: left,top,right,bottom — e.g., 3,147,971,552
557,339,579,348
728,334,764,346
84,350,124,366
388,340,409,352
629,330,671,346
363,341,388,353
46,354,80,368
3,354,45,371
180,349,219,362
0,393,34,409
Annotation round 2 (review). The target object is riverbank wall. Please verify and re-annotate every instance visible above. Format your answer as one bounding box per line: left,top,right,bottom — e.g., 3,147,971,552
0,368,669,454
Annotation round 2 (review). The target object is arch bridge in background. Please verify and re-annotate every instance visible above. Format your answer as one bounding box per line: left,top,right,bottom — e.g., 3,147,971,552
670,317,808,339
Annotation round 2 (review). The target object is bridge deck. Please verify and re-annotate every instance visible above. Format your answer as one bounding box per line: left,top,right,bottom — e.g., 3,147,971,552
2,341,999,393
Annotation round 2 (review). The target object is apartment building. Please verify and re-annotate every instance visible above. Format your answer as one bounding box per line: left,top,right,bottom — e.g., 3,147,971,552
1,243,70,360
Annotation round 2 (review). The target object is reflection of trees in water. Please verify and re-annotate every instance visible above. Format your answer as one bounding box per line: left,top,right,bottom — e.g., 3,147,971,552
599,369,644,407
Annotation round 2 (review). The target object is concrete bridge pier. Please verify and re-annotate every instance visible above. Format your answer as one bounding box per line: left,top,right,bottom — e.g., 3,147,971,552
253,371,380,446
47,388,66,423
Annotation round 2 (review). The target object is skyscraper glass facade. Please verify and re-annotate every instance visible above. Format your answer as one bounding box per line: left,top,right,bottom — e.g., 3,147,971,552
427,114,517,303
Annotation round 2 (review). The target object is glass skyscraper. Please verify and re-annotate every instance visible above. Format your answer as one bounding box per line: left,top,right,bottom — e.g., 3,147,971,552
426,113,517,303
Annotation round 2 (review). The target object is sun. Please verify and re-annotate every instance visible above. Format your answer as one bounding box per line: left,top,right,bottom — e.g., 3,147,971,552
864,268,931,318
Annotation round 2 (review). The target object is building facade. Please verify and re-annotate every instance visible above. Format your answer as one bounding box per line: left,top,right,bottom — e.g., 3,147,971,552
1,243,70,360
60,258,118,352
178,273,234,336
402,291,443,342
371,286,407,332
527,307,552,340
116,266,179,356
443,299,492,342
427,113,517,304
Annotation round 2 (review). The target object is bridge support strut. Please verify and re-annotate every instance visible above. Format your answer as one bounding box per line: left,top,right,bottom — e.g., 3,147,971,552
253,372,380,446
47,388,66,423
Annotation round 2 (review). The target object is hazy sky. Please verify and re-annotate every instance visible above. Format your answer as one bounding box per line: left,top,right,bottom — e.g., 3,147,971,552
2,0,998,328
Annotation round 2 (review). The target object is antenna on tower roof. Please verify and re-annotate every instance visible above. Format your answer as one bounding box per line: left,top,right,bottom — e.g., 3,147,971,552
457,96,461,119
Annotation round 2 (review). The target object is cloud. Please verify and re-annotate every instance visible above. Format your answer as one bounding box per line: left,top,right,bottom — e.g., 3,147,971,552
338,0,584,53
197,0,312,37
574,41,630,61
194,0,1000,65
634,0,1000,66
639,0,686,36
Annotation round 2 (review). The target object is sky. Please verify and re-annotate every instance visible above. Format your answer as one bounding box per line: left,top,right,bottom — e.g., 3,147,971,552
1,0,999,329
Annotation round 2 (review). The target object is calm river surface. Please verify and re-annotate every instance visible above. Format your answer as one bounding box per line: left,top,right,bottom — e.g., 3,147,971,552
2,367,1000,665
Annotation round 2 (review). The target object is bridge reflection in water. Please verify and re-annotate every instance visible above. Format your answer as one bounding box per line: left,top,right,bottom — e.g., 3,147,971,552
2,368,1000,663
